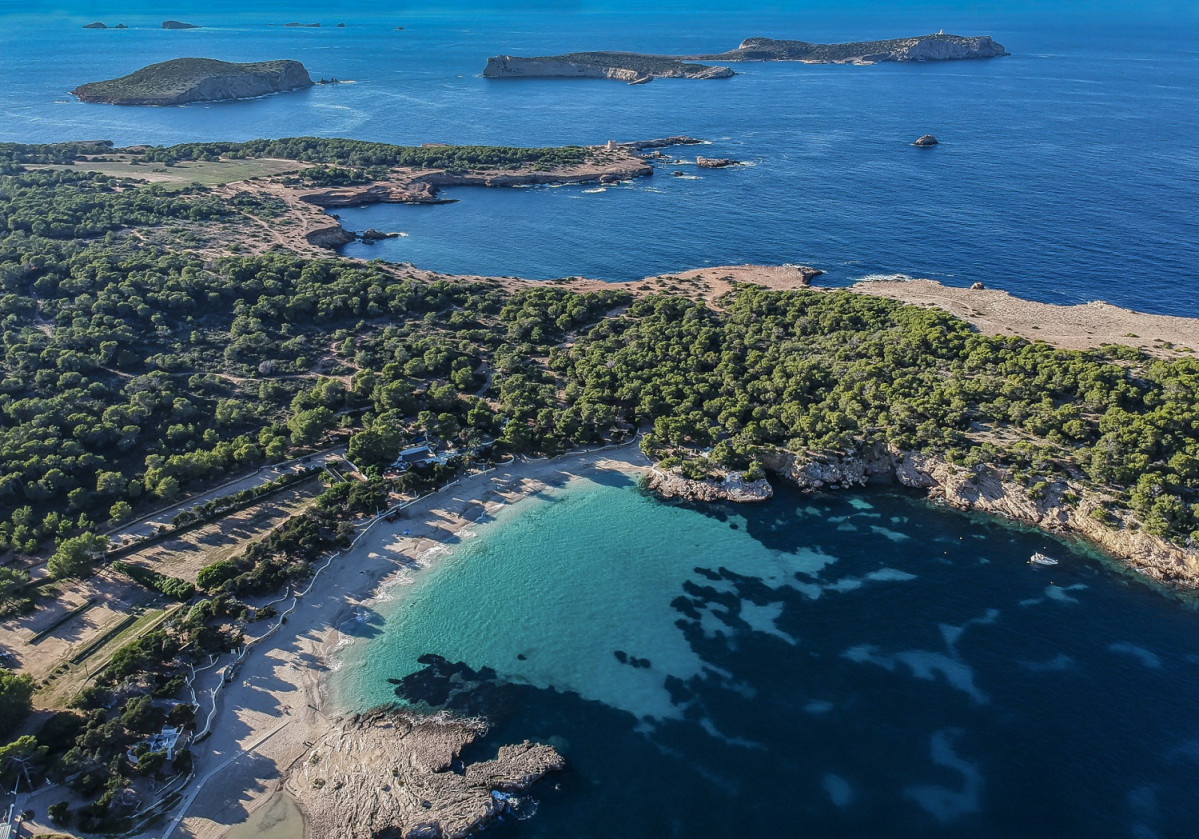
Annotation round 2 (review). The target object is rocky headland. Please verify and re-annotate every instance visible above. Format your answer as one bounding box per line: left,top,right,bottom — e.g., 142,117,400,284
483,34,1007,78
646,467,774,503
287,709,564,839
71,58,314,105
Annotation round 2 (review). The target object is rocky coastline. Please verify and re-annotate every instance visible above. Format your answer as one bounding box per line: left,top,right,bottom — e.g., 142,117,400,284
646,443,1196,589
286,709,564,839
72,58,313,106
285,138,701,247
791,447,1194,587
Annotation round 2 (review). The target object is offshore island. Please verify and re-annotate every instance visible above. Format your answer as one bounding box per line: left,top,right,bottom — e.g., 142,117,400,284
71,58,314,105
484,33,1007,81
0,136,1194,839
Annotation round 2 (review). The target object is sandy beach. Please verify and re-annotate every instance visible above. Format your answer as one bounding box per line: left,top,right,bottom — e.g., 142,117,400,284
155,442,650,839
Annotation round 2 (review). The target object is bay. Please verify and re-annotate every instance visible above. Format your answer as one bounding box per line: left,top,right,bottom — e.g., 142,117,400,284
334,475,1199,838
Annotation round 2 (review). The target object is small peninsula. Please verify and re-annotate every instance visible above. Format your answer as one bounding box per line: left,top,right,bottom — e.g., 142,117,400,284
485,33,1007,79
71,58,314,105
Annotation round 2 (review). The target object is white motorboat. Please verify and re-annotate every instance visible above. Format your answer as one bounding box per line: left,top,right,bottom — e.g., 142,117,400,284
1029,552,1059,566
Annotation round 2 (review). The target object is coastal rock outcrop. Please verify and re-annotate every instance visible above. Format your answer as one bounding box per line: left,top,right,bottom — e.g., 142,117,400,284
483,53,734,82
646,467,774,503
696,156,741,168
72,58,314,105
162,20,199,29
82,22,108,29
913,134,939,146
765,446,1199,588
305,224,355,248
359,228,399,241
289,710,564,839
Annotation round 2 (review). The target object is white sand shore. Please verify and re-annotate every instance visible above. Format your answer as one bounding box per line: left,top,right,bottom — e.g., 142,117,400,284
156,443,650,839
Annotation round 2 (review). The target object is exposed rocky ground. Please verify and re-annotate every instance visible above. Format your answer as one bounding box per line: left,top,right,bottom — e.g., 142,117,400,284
288,709,565,839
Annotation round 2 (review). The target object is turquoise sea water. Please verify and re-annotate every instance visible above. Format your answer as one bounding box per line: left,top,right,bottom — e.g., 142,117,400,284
1,3,1197,313
335,474,1199,838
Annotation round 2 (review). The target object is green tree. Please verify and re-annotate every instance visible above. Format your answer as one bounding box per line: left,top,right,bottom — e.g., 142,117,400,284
47,533,105,579
0,671,36,738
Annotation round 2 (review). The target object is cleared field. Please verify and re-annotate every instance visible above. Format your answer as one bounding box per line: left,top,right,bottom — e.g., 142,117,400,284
117,483,320,583
0,568,151,684
0,485,318,709
31,155,301,188
35,602,181,711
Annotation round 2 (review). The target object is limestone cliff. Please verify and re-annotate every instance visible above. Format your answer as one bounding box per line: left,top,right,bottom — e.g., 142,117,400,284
763,446,1199,588
72,58,313,105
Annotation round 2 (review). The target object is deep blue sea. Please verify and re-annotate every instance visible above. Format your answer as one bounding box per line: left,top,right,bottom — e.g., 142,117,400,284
335,475,1199,839
1,2,1197,313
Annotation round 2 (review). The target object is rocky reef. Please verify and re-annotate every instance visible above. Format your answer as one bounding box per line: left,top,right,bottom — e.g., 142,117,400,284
696,156,741,168
288,709,564,839
484,52,734,82
72,58,313,105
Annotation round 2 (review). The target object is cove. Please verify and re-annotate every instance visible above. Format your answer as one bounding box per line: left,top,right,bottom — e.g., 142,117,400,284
333,474,1199,838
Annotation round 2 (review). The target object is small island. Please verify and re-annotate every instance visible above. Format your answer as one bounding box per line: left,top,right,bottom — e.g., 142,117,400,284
71,58,314,106
161,20,200,30
485,33,1007,80
484,52,734,83
698,33,1009,64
